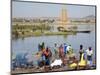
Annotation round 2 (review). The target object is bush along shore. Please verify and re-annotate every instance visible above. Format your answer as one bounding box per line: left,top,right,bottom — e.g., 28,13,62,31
12,23,78,38
12,30,77,38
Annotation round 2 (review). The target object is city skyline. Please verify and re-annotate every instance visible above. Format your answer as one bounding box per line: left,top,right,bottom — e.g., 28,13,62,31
12,1,96,18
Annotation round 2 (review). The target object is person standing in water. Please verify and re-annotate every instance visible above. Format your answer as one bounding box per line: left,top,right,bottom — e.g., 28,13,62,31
79,45,84,61
41,42,45,51
67,45,73,54
63,43,67,56
86,47,93,66
44,47,52,66
54,43,59,58
38,43,41,51
59,44,64,58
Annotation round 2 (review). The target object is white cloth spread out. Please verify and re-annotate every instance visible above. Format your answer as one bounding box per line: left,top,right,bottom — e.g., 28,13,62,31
50,59,62,67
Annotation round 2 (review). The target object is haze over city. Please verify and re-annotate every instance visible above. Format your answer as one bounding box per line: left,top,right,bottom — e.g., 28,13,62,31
12,1,95,18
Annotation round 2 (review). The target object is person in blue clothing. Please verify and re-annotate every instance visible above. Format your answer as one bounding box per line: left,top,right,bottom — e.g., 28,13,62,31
63,43,67,55
42,53,46,61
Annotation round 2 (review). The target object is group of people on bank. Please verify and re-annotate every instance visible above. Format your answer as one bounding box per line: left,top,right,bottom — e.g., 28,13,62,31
36,42,52,67
79,44,94,66
36,42,94,68
12,42,95,70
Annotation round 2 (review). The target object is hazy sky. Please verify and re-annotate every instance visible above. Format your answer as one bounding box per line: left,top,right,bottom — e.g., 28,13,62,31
12,1,96,18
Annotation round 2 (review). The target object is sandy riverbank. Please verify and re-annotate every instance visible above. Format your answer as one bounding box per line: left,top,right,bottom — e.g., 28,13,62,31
11,64,96,75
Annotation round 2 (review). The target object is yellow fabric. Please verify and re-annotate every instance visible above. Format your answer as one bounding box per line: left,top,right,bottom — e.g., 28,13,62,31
78,53,86,66
69,63,77,68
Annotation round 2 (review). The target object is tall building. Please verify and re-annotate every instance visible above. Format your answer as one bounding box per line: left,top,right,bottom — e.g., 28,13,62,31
58,7,68,30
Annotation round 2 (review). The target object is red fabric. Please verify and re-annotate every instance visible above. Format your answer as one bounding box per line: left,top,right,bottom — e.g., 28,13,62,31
44,51,49,57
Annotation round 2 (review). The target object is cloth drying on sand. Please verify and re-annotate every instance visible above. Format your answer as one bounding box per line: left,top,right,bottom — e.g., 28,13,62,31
50,59,62,67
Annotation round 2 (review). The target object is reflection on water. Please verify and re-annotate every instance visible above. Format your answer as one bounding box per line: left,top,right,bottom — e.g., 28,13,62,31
12,25,96,63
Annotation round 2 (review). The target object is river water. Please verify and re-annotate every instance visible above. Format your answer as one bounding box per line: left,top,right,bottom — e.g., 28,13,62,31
12,25,96,64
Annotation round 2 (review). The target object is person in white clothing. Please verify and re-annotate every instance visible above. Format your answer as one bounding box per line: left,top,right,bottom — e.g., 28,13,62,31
67,45,73,54
86,47,93,65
